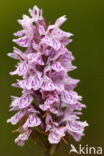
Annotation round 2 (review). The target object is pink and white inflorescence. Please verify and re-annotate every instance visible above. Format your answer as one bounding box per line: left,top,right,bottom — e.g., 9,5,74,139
7,5,88,146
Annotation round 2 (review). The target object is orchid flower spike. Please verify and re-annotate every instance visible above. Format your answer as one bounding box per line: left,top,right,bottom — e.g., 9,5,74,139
7,5,88,147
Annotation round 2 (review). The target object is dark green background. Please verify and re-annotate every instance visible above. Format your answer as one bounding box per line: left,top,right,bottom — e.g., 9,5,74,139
0,0,104,155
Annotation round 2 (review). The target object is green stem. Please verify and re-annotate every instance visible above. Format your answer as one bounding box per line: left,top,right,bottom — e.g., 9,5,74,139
42,144,60,156
42,151,50,156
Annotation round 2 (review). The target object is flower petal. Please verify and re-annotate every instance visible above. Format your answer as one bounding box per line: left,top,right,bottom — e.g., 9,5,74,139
7,110,26,125
13,36,28,47
28,52,44,65
41,37,61,50
55,15,67,27
23,114,41,130
18,73,43,91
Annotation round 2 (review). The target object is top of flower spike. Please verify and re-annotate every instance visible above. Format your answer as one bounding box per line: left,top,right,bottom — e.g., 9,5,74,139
28,5,67,25
12,5,73,53
17,5,70,30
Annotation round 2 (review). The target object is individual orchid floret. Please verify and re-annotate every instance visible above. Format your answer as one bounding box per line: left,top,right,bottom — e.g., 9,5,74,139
15,129,32,146
29,5,43,21
7,5,88,151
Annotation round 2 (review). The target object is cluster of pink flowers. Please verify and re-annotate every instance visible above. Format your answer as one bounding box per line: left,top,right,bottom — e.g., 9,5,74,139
7,5,88,146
